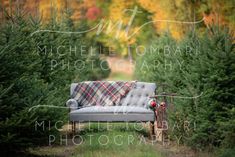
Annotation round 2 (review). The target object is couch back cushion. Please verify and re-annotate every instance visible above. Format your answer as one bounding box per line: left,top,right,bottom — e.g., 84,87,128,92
70,82,156,108
119,82,156,108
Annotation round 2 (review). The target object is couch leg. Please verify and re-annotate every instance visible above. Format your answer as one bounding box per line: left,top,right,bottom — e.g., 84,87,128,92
73,122,76,134
149,121,155,139
71,121,76,135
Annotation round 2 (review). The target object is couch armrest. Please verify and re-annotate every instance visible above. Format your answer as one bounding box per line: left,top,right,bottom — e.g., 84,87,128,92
66,99,78,111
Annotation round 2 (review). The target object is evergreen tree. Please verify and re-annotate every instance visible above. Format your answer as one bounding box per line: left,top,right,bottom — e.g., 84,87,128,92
0,11,110,154
135,26,235,150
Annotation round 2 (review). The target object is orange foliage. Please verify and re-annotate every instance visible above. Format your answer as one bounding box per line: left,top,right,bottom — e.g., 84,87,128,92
1,0,233,39
39,0,66,21
203,12,226,27
1,0,83,21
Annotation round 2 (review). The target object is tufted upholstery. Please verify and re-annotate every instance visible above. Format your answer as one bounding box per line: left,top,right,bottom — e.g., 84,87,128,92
119,82,156,107
68,81,156,122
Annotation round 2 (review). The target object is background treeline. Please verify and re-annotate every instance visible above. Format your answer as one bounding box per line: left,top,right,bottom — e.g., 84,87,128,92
135,27,235,156
0,11,110,153
1,0,234,57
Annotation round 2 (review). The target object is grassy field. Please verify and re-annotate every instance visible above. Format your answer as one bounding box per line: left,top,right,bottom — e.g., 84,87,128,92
105,57,134,81
28,122,216,157
71,123,162,157
28,123,164,157
107,72,133,81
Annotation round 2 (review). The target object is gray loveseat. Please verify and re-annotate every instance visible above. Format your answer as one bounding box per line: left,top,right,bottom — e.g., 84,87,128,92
66,81,157,132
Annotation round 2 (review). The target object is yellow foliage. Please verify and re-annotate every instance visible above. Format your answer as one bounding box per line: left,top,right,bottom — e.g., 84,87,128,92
108,0,134,25
138,0,183,39
39,0,66,21
95,0,141,56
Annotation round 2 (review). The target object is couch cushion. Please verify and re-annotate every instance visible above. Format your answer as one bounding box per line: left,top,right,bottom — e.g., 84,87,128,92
69,106,154,122
72,106,153,114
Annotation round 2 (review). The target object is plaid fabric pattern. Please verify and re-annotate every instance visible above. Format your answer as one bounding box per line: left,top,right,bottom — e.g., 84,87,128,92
72,81,136,107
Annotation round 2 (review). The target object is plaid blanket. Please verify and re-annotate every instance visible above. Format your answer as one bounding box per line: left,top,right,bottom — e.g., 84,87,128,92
72,81,136,107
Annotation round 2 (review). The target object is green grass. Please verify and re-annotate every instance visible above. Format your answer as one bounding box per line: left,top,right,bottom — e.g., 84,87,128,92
72,123,162,157
28,123,163,157
107,72,133,81
27,123,218,157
